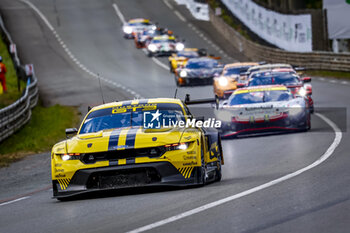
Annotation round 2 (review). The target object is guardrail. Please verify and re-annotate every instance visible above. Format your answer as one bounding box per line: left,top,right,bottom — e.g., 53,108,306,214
209,7,350,72
0,15,38,142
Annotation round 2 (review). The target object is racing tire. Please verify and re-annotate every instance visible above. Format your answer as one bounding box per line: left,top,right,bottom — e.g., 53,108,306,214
215,155,222,182
200,147,207,186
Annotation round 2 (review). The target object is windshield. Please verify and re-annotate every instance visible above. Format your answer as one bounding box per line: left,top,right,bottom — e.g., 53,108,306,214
223,66,250,76
129,22,151,26
228,90,292,105
186,59,218,69
79,103,185,134
177,51,199,58
152,39,176,43
248,72,300,86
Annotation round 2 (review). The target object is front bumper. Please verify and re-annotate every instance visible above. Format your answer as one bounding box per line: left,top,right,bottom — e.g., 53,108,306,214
180,76,214,86
149,50,176,57
220,113,308,138
53,162,201,198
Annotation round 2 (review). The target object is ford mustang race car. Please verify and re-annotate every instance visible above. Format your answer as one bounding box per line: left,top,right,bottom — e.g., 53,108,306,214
147,35,184,57
122,18,157,39
246,70,314,113
215,85,311,138
174,57,223,86
213,62,259,99
51,98,223,199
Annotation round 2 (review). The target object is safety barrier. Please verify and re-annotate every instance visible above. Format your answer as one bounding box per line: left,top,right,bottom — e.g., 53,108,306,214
0,15,38,142
209,7,350,71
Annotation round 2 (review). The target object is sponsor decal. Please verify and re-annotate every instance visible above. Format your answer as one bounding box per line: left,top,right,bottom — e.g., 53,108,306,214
143,110,221,129
183,155,197,160
55,174,66,178
87,143,93,148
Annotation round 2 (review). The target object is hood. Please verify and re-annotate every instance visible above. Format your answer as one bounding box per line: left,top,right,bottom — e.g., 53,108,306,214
64,127,198,154
184,67,223,78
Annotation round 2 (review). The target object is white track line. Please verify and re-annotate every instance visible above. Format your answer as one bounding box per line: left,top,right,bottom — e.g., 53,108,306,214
20,0,142,99
112,3,126,24
0,196,30,207
127,113,342,233
174,10,186,22
163,0,174,10
152,57,170,71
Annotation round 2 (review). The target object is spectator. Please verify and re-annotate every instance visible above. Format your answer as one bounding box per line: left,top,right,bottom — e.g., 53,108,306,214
0,56,7,93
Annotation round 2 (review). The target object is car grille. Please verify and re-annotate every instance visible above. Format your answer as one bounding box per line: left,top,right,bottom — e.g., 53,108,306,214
81,147,166,164
86,167,161,189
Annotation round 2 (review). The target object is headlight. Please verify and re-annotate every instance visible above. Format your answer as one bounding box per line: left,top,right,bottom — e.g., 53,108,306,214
60,153,80,161
180,70,187,77
289,104,303,116
298,87,307,97
176,43,185,51
151,25,157,30
148,44,158,52
61,154,70,161
218,77,228,86
123,26,132,34
164,142,190,151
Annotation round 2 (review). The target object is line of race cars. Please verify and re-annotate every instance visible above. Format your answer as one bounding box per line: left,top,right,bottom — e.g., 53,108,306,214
122,18,314,137
49,18,314,199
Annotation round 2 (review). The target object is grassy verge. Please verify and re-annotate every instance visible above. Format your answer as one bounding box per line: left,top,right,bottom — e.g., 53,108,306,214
0,35,26,108
305,70,350,80
0,102,80,167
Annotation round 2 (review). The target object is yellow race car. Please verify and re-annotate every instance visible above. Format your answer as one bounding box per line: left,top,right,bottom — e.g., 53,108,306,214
213,62,260,99
51,98,223,199
168,48,203,73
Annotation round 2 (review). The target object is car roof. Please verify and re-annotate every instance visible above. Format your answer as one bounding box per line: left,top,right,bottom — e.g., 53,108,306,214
128,18,150,23
248,63,293,72
234,85,287,94
187,57,215,62
224,62,259,69
249,70,298,78
91,98,184,111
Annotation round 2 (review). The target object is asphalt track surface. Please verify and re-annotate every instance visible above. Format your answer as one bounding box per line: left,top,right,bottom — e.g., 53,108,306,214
0,0,349,233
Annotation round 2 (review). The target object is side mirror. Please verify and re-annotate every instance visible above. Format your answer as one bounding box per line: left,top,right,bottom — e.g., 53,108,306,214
302,77,311,82
65,128,78,138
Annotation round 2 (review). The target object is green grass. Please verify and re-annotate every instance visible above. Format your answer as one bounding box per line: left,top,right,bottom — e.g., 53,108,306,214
305,70,350,80
0,103,80,167
0,35,26,108
208,0,251,40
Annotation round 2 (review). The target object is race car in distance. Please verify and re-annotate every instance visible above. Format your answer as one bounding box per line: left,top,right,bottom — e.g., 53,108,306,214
215,85,311,138
169,48,202,73
246,70,314,113
122,18,157,39
246,63,304,76
213,62,259,99
51,98,223,199
134,27,173,49
147,35,184,57
174,57,223,86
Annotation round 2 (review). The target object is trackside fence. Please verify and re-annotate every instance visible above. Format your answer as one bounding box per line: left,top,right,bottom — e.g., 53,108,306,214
209,7,350,71
0,15,38,142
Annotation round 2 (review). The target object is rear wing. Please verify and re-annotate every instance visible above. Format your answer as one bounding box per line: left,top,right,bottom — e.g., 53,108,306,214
184,94,219,109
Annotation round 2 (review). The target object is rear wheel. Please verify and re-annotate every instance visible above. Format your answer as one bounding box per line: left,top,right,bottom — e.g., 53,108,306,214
200,147,207,185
